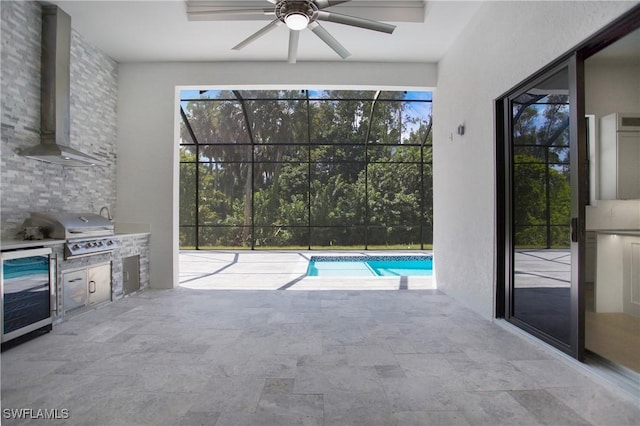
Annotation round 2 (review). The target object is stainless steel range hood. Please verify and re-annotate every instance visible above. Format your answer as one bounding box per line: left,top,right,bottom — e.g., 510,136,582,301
19,5,106,167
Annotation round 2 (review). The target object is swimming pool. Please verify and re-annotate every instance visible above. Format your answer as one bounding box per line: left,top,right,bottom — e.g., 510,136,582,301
306,255,433,277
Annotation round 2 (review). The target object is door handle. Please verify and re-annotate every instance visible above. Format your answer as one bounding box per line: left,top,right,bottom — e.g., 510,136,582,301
89,280,96,294
571,217,579,243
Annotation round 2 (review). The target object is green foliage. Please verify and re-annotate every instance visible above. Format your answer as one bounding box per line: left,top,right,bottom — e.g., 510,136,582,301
512,95,571,248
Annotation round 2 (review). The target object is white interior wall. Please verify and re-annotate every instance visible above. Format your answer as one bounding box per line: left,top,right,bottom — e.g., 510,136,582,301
432,1,638,319
585,63,640,118
116,62,437,289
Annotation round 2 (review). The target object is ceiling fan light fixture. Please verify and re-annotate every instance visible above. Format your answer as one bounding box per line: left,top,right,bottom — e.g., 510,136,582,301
285,12,309,30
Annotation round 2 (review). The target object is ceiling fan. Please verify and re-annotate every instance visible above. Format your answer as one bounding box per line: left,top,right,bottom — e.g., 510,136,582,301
188,0,398,63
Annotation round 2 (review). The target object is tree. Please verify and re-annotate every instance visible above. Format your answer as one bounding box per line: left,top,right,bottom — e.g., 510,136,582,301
511,95,570,248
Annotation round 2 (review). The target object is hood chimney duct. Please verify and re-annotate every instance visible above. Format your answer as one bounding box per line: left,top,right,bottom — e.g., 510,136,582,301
19,5,106,167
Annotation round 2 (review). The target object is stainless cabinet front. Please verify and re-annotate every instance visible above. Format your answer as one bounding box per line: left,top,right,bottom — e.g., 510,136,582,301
62,262,111,313
62,269,87,313
88,263,111,306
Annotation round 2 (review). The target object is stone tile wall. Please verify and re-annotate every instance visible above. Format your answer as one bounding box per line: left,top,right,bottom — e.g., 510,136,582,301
1,1,118,239
111,234,150,299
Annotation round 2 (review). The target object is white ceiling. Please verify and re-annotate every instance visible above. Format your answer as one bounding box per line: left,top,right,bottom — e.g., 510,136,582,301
587,26,640,65
51,0,484,63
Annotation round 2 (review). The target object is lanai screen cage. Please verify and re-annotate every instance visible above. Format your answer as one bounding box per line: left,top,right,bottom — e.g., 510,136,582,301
179,89,433,250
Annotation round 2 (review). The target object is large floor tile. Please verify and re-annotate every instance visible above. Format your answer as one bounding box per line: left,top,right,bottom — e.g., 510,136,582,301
2,267,639,426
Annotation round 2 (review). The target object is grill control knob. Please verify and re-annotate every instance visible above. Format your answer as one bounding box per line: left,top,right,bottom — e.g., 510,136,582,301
72,244,80,250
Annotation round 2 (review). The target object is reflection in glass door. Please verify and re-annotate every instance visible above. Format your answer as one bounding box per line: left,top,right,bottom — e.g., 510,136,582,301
584,27,640,373
508,66,573,348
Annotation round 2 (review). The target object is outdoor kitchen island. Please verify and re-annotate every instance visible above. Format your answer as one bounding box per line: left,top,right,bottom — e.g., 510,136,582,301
1,229,149,325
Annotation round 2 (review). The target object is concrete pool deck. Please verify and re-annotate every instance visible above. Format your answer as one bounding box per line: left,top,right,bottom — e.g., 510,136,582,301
179,251,435,291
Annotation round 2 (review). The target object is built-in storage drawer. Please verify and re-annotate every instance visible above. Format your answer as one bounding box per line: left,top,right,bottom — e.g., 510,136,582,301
62,269,86,313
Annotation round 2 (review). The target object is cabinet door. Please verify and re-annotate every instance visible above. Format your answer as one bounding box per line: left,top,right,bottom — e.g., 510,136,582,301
88,263,111,306
617,132,640,199
63,270,87,313
123,256,140,295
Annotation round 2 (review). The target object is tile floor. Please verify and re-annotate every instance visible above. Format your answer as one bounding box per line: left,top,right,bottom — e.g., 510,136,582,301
1,251,639,425
2,287,639,425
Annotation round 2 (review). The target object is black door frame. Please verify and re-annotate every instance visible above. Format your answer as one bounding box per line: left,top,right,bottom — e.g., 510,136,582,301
496,4,640,360
497,59,581,357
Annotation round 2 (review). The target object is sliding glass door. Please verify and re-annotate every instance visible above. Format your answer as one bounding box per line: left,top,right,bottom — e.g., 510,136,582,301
499,60,585,357
510,66,573,345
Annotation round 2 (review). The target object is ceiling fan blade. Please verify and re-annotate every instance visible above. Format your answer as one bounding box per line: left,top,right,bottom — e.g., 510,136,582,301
232,19,283,51
188,8,274,17
316,10,396,34
308,22,350,59
288,30,300,64
315,0,351,8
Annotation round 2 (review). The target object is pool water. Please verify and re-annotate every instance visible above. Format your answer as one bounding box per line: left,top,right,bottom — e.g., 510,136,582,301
306,256,433,277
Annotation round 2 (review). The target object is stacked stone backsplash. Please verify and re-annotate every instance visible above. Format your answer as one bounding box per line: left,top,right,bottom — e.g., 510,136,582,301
1,1,118,239
112,234,150,299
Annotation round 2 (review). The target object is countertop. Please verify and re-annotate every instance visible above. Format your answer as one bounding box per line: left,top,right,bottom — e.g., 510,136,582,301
114,231,151,238
114,223,151,238
1,238,66,251
590,229,640,236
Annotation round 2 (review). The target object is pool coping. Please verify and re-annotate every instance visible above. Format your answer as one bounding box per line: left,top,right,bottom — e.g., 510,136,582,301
309,254,433,262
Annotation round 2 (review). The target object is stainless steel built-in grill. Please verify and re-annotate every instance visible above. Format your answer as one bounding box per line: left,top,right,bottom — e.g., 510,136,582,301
24,212,118,258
